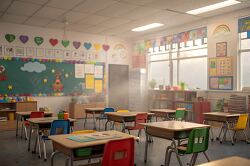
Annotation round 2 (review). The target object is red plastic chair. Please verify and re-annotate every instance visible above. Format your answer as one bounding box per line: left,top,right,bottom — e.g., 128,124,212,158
102,138,135,166
125,113,148,137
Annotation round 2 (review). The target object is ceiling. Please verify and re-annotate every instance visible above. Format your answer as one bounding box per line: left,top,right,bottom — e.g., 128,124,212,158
0,0,250,39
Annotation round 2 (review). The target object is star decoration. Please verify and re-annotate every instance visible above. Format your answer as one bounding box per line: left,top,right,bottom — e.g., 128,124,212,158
38,93,42,97
8,85,13,90
65,73,69,78
43,78,48,83
52,69,55,73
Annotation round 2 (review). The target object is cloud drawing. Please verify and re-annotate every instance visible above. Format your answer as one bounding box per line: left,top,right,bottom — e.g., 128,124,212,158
21,62,46,73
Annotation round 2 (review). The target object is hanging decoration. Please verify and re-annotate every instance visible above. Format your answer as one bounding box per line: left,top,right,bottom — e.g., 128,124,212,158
19,35,29,44
84,42,92,50
49,38,58,46
102,44,110,51
5,34,16,43
73,41,81,49
34,36,44,46
61,40,70,48
94,43,101,51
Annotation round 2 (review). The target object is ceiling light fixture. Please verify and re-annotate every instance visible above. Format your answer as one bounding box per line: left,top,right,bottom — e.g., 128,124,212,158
186,0,241,15
132,23,164,32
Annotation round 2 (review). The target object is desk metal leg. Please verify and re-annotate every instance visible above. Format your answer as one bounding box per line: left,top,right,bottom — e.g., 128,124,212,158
105,120,109,131
84,113,87,128
16,115,19,137
144,133,149,163
121,120,126,133
51,151,61,166
28,123,33,152
226,121,234,145
93,112,96,130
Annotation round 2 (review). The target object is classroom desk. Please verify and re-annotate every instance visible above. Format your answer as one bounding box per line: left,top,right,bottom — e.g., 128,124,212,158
84,107,104,130
150,109,176,121
203,112,240,145
105,112,154,132
15,111,53,137
26,117,76,152
49,130,138,166
141,121,209,165
197,156,250,166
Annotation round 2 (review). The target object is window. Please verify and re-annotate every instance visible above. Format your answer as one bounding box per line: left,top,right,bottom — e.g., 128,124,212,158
148,38,208,90
239,31,250,89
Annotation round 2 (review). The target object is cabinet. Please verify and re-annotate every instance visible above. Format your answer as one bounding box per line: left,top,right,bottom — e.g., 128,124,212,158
69,102,105,119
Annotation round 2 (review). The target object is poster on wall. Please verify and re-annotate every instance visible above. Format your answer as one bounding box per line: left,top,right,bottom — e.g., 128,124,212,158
85,64,94,74
45,49,54,58
216,42,227,57
208,57,233,76
15,47,25,57
0,46,3,56
4,46,14,56
209,58,217,76
75,64,85,78
94,65,103,78
209,76,233,90
36,48,45,57
55,49,64,58
26,47,34,57
64,50,71,59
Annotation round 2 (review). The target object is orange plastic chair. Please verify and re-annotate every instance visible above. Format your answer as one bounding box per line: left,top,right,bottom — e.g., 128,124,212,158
230,114,249,143
125,113,148,137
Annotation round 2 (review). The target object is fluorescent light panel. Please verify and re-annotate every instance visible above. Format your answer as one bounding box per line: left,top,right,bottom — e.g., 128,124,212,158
132,23,164,32
186,0,241,15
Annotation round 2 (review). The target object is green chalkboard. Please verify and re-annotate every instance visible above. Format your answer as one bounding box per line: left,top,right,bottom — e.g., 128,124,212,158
0,58,104,96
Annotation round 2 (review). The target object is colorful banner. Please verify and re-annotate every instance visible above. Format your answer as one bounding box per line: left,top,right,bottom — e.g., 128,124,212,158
238,16,250,33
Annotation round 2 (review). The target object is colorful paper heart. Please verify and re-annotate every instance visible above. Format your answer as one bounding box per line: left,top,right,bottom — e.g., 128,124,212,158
84,42,92,50
49,39,58,46
34,37,44,46
61,40,70,48
19,35,29,44
94,43,101,51
73,41,81,49
5,34,16,43
103,44,110,51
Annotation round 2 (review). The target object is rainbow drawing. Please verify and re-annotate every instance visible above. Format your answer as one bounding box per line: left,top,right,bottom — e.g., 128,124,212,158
213,24,231,37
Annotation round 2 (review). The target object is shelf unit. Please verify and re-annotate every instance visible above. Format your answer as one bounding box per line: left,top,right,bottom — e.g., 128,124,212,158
148,90,197,120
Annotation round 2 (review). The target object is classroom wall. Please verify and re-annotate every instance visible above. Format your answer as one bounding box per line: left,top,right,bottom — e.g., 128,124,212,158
134,7,250,110
0,22,133,113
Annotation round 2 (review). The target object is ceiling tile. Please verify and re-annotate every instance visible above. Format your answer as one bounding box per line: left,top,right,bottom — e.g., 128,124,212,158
78,14,110,25
119,6,160,20
47,0,84,10
95,2,138,17
33,6,67,19
66,23,91,32
56,11,89,23
96,18,131,29
18,0,49,5
144,0,224,11
0,0,12,12
7,1,41,16
46,21,65,29
83,26,108,34
115,30,140,38
0,13,28,24
24,17,51,27
72,0,117,13
119,0,156,5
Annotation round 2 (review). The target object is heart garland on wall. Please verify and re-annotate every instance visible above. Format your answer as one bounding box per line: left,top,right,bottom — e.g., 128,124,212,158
5,34,16,43
49,38,58,46
34,36,44,46
84,42,92,50
94,44,101,51
61,40,70,48
19,35,29,44
73,41,81,49
103,44,110,51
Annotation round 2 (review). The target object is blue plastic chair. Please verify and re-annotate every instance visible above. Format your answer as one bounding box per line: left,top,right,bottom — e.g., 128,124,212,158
41,120,70,161
96,107,115,130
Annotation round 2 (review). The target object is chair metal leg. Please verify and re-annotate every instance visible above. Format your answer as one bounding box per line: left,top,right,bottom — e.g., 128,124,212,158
189,154,195,166
65,157,70,166
43,140,47,161
37,134,41,158
203,152,210,162
190,153,198,166
243,130,250,143
21,123,24,139
24,126,28,140
163,146,173,166
51,151,61,166
217,125,225,140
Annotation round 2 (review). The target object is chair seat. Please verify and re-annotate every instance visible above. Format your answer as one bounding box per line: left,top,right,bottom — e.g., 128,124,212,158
41,135,50,140
231,127,244,131
24,121,30,126
177,144,187,153
125,126,144,130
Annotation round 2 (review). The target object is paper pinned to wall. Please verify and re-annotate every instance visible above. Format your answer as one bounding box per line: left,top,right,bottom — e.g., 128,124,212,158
75,64,85,78
86,74,94,89
94,65,103,78
95,80,103,93
85,64,94,74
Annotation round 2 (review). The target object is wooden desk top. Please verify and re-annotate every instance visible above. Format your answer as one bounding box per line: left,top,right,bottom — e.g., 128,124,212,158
16,111,53,116
203,112,240,117
27,117,76,124
105,112,154,117
85,108,105,111
141,121,210,131
150,109,176,113
49,130,137,149
197,156,250,166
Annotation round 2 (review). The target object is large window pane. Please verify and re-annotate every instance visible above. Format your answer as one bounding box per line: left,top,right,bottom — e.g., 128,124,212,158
149,61,170,87
179,48,207,58
240,39,250,50
179,58,207,89
241,52,250,88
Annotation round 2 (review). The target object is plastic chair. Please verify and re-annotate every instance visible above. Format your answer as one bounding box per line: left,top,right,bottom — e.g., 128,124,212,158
102,137,135,166
164,128,210,166
175,109,187,121
230,114,249,144
125,113,148,137
96,108,115,130
41,120,70,161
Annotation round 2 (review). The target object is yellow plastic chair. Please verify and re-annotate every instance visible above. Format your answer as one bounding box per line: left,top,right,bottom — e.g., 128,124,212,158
71,130,96,134
230,114,249,144
117,110,130,113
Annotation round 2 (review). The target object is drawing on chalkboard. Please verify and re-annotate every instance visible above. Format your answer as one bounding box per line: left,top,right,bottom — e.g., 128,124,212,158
52,72,64,92
0,65,7,81
21,62,46,73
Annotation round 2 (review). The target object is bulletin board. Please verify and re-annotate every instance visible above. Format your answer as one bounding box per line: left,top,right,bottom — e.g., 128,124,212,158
0,57,105,96
208,56,233,90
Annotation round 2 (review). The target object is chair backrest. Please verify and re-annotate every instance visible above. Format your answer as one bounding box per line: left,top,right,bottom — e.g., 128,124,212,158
186,128,209,154
117,110,129,113
71,130,96,134
235,114,249,130
30,111,44,118
104,107,115,113
135,113,148,127
50,120,70,135
175,109,186,121
102,138,134,166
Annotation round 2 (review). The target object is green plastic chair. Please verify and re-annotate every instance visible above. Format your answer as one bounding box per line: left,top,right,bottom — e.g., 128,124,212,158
175,109,187,121
164,128,210,166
